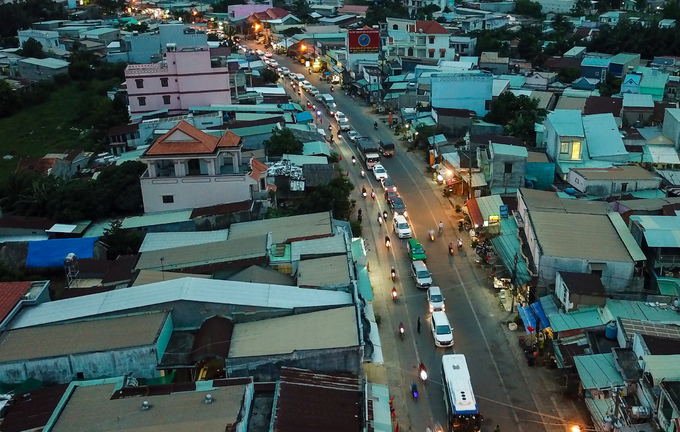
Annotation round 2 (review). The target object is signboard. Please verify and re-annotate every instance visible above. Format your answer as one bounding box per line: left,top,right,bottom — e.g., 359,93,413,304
500,205,509,219
348,29,380,54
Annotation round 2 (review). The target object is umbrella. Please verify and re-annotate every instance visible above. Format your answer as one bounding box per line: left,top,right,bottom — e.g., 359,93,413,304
324,72,331,75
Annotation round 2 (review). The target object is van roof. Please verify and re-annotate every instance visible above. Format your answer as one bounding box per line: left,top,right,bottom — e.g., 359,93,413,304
394,214,407,223
409,238,422,246
413,260,427,269
429,285,441,294
432,310,449,322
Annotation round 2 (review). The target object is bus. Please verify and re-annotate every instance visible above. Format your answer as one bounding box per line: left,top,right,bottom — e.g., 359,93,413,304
441,354,482,432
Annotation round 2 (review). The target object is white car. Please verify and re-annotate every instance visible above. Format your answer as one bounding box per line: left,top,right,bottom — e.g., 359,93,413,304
393,214,412,239
256,49,264,56
411,260,432,289
427,286,445,312
373,164,388,181
310,86,320,97
302,81,313,91
348,130,361,142
269,59,278,67
338,118,350,131
280,67,290,76
334,111,347,122
430,311,454,347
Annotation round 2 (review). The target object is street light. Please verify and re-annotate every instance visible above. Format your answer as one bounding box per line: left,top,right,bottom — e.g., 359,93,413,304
300,44,307,51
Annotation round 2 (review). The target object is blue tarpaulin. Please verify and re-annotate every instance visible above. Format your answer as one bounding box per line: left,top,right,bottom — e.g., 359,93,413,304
518,305,537,334
26,237,97,268
530,301,551,330
294,111,313,123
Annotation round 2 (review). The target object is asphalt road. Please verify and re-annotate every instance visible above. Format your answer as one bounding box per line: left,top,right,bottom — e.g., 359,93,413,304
244,44,578,432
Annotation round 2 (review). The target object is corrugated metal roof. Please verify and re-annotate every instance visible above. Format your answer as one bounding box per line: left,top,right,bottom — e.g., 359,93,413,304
583,113,627,158
10,277,353,330
121,210,193,229
641,354,680,385
547,110,584,137
490,218,532,286
630,215,680,247
291,235,347,262
540,295,604,331
581,57,610,68
643,145,680,164
297,255,351,288
491,143,528,158
356,266,373,301
139,229,229,253
281,154,328,165
601,299,680,323
228,306,358,357
303,141,331,156
574,354,624,390
607,213,646,261
229,212,332,244
476,194,505,221
471,172,486,187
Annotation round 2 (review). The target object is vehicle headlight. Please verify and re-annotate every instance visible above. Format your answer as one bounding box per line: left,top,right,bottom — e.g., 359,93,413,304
403,211,408,217
442,305,445,311
429,306,434,312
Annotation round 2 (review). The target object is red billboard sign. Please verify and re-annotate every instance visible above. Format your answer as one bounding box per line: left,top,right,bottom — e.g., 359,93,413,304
348,29,380,54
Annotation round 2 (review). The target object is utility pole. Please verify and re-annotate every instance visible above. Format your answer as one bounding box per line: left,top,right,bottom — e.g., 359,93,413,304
465,131,472,199
510,252,519,313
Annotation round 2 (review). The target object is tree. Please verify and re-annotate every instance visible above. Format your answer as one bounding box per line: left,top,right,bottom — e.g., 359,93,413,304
0,79,19,118
263,128,304,156
558,66,580,83
416,4,440,20
635,0,647,11
598,73,622,97
297,176,354,220
484,92,546,146
212,0,245,13
0,0,67,39
514,0,543,18
102,220,143,259
291,0,312,19
261,68,280,84
19,37,45,58
364,0,408,26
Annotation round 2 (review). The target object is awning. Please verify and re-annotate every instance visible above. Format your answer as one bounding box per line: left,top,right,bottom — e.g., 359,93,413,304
518,305,537,334
428,49,435,53
530,301,551,330
357,266,373,301
355,79,368,87
466,199,484,228
490,218,533,286
331,65,343,74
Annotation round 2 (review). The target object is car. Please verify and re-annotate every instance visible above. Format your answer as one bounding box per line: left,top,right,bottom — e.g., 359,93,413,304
276,67,283,74
256,49,264,56
348,130,361,142
288,72,297,81
280,67,290,76
302,81,312,91
265,52,273,58
338,118,351,131
427,286,445,312
381,177,397,194
385,191,399,203
407,238,427,262
411,260,433,289
393,214,412,239
373,164,388,181
334,111,347,122
269,59,278,67
430,311,454,347
310,86,320,97
264,59,272,66
389,196,407,217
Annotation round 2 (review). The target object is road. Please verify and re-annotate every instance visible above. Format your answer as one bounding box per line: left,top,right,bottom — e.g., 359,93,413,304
243,44,585,432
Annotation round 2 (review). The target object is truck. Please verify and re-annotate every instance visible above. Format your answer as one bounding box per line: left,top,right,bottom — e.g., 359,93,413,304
379,140,395,157
356,137,381,170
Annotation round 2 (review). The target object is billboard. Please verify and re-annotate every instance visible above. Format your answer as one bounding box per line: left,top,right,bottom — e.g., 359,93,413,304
348,29,380,54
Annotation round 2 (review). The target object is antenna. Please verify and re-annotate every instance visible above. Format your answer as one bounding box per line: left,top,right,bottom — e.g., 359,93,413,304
64,253,79,289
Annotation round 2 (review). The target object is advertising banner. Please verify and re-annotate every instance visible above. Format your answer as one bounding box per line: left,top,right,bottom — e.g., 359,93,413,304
348,29,380,54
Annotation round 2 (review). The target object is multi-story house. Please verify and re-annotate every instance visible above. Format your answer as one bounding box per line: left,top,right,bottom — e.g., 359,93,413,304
107,23,208,64
580,57,610,82
383,18,454,62
139,121,265,213
449,36,476,56
125,45,231,116
608,53,640,78
430,72,493,116
17,29,64,53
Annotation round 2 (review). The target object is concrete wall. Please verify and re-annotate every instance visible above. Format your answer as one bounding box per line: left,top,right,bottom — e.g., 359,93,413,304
567,171,661,196
490,152,526,191
18,29,63,52
662,109,680,148
538,254,634,292
535,0,576,13
17,61,68,81
526,162,555,190
430,73,493,116
226,346,363,381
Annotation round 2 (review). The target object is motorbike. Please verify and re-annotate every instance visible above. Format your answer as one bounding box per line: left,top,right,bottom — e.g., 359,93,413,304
377,213,383,225
383,210,388,221
448,243,454,255
419,363,428,382
385,235,391,249
374,122,378,130
391,287,397,300
519,336,538,367
360,169,366,178
457,237,463,249
358,214,362,223
391,266,396,282
352,156,356,165
399,323,405,339
330,86,334,91
429,230,435,242
371,189,376,200
411,382,419,399
307,102,312,109
362,186,367,198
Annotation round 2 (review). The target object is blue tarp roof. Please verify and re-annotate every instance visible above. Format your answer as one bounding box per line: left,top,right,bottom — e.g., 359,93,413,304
27,237,97,268
518,305,537,334
531,301,551,330
295,111,314,123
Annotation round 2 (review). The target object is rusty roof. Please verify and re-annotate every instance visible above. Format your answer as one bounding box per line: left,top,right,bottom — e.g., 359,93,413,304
273,367,361,432
0,282,33,323
189,315,233,364
0,384,69,432
145,121,241,157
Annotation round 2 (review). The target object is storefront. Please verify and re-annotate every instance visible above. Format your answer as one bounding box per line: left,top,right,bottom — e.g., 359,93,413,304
465,194,504,235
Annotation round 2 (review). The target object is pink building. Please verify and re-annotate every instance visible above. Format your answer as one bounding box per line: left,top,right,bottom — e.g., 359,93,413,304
125,45,231,116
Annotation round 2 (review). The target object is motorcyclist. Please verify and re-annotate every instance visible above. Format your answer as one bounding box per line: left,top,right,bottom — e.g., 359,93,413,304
374,121,378,129
439,221,444,234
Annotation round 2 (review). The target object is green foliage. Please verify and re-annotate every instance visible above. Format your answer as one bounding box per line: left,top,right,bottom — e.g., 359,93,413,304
291,0,312,19
484,92,546,146
517,31,545,64
416,4,440,20
93,0,125,14
558,66,580,83
102,220,143,259
124,23,149,33
364,0,408,26
0,0,66,38
0,80,19,118
0,36,19,48
297,176,354,220
281,27,305,38
19,37,45,58
207,33,220,41
598,73,622,97
260,68,280,84
514,0,543,18
350,220,362,237
472,29,511,56
211,0,245,13
263,128,304,156
587,21,680,58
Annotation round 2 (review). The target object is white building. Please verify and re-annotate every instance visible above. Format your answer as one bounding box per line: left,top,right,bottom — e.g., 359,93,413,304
17,29,64,53
430,72,493,116
449,36,477,56
534,0,576,13
139,120,265,213
384,18,455,62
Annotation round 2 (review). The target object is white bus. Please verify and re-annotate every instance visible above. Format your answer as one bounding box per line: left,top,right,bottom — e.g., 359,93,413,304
441,354,482,432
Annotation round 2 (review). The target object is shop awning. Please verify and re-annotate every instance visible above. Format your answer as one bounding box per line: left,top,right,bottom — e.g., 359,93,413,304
331,65,343,74
355,79,368,87
518,305,537,334
531,301,551,330
490,218,532,286
466,199,484,228
356,266,373,301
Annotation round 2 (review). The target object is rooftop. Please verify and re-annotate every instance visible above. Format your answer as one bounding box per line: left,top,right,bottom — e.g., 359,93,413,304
572,165,657,181
583,113,627,159
138,229,229,253
623,93,655,109
144,121,241,157
574,353,624,390
520,188,610,215
229,306,358,358
19,57,69,69
629,214,680,247
581,57,610,68
228,211,332,244
609,52,640,65
547,110,584,137
10,278,352,329
0,311,168,363
121,210,193,229
602,299,680,323
50,379,249,432
415,20,449,34
297,255,351,288
491,143,528,158
0,281,34,323
584,96,622,116
559,271,606,296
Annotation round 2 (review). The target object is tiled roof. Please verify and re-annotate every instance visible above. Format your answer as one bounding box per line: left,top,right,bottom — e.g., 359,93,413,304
337,5,368,13
415,20,449,34
250,158,268,181
0,384,70,432
584,96,623,116
144,121,241,157
15,157,57,175
0,282,33,323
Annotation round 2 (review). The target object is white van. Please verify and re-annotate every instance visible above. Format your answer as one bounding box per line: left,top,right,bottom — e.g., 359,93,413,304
393,215,412,238
430,311,453,347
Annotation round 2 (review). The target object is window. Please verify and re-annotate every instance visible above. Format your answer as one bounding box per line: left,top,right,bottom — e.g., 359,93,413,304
560,142,569,154
138,97,146,106
163,95,171,105
407,47,413,56
429,36,435,44
440,49,446,58
428,50,434,58
393,24,398,30
160,77,169,87
621,182,628,192
485,100,491,110
571,141,581,160
135,79,144,88
76,372,84,380
504,163,513,174
162,195,174,203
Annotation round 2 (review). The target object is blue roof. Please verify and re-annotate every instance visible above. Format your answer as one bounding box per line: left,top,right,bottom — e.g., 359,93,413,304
575,354,624,390
295,111,314,122
602,299,680,323
581,57,611,68
26,237,97,268
539,295,604,332
582,113,627,159
547,110,584,137
629,215,680,248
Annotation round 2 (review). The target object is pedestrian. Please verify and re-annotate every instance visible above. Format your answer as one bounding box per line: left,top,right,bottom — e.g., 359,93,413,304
494,425,500,432
417,317,421,333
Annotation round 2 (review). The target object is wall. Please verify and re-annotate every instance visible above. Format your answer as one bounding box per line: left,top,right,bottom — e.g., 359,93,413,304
490,152,527,190
538,254,634,292
430,73,493,116
141,175,256,212
662,110,680,148
228,4,271,18
18,29,62,52
526,162,555,190
535,0,576,13
568,171,661,196
17,61,68,81
225,346,363,381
